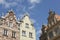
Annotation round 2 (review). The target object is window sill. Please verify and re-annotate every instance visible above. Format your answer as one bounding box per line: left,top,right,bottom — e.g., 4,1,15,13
3,34,8,37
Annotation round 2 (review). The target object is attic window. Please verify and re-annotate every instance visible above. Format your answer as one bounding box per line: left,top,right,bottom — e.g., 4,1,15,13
8,22,13,27
25,23,29,28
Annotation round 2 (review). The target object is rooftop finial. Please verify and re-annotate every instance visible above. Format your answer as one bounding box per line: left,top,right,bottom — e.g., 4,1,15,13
49,9,53,15
49,9,52,12
8,9,14,13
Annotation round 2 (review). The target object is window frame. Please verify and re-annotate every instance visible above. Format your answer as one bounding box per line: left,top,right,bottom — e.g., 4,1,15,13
29,32,33,38
8,22,13,27
22,30,26,37
48,31,53,39
12,31,16,38
3,29,8,36
25,23,29,28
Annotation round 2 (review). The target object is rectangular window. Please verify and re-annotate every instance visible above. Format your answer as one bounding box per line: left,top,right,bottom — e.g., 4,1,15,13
49,31,53,39
0,22,2,25
12,31,16,38
29,32,33,38
54,27,58,34
58,28,60,34
25,23,29,28
8,22,13,27
22,30,26,37
18,24,20,27
0,20,3,25
3,29,8,36
54,27,60,35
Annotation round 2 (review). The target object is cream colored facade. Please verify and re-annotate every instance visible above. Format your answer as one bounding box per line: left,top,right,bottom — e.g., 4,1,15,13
0,10,36,40
19,13,36,40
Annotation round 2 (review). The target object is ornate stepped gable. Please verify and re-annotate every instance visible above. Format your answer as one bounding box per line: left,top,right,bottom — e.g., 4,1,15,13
0,10,20,40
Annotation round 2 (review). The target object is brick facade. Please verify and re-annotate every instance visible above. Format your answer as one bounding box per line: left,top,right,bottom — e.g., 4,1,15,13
0,11,20,40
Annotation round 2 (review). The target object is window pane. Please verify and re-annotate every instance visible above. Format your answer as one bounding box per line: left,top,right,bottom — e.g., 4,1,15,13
25,23,29,28
12,31,16,38
54,27,60,35
0,19,3,25
8,22,13,27
3,29,8,36
49,31,53,39
22,30,26,37
29,32,33,38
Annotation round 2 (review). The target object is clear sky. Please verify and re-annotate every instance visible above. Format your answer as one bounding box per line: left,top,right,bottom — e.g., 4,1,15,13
0,0,60,40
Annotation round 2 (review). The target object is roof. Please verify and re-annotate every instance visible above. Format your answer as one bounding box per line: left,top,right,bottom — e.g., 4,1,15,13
19,12,30,21
42,25,48,31
55,14,60,21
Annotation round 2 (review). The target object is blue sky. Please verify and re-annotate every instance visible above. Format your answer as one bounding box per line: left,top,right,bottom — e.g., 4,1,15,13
0,0,60,40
